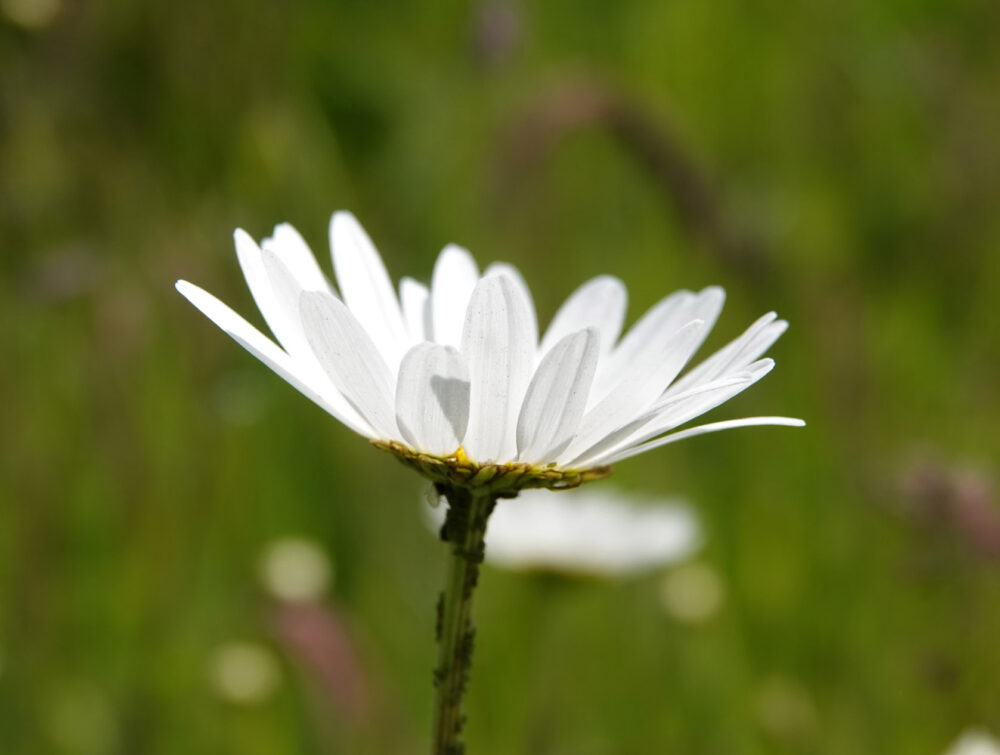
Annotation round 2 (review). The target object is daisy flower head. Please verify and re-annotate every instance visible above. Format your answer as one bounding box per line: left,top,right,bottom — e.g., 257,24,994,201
176,211,803,495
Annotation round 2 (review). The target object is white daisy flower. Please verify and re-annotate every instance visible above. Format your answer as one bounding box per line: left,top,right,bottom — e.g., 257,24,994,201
176,211,802,493
258,536,333,603
944,730,1000,755
426,486,701,576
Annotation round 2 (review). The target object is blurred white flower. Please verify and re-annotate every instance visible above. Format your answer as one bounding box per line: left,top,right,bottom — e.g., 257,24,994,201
1,0,60,29
428,486,701,576
944,729,1000,755
45,681,118,755
207,641,281,705
258,536,333,602
176,212,802,491
659,562,726,623
755,675,817,740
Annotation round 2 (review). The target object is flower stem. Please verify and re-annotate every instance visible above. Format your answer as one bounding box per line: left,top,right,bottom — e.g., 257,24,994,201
432,485,496,755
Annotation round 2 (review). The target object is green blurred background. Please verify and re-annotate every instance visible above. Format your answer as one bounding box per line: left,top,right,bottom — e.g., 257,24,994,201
2,0,1000,752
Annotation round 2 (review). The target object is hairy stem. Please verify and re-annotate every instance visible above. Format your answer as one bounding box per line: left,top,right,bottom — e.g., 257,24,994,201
431,485,496,755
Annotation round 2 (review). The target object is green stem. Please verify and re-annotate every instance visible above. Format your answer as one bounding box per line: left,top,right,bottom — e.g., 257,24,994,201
432,485,496,755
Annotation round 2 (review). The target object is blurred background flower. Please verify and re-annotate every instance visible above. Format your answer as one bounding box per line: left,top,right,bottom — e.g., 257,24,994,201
2,0,999,752
43,680,118,755
259,536,333,603
207,642,281,706
659,562,726,624
944,729,1000,755
427,485,701,576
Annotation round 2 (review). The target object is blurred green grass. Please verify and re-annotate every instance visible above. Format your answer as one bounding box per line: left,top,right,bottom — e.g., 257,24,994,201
2,0,1000,752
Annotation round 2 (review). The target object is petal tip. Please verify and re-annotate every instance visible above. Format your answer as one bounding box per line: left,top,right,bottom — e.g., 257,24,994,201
330,210,359,234
233,227,256,246
174,279,200,300
702,284,726,300
755,357,776,372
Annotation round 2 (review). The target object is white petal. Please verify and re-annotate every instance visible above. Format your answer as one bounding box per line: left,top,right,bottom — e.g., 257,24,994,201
431,244,479,347
299,291,398,439
567,373,755,468
594,287,724,401
460,275,535,463
233,228,293,349
484,262,538,355
261,223,333,295
540,275,627,357
516,328,600,463
602,416,806,465
258,249,381,422
395,343,470,456
399,277,431,342
175,281,372,436
329,211,408,370
603,290,692,365
259,248,320,361
654,357,774,418
575,359,776,467
560,319,707,464
667,312,786,395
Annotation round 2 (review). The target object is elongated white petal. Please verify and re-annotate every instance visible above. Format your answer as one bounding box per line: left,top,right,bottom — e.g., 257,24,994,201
591,291,689,400
485,262,538,355
261,223,333,295
431,244,479,347
329,211,408,370
258,249,320,360
299,291,398,439
603,417,806,465
682,286,725,356
175,281,372,436
595,287,724,401
258,250,378,421
668,312,786,395
654,357,774,417
576,359,776,467
540,275,627,357
233,229,295,350
603,289,692,363
256,248,389,429
395,344,470,456
461,275,535,462
561,319,707,463
399,277,431,342
516,328,600,463
568,373,755,468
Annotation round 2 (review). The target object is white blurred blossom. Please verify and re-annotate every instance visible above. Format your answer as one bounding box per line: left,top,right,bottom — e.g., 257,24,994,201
1,0,60,28
659,562,725,623
207,641,281,705
944,729,1000,755
755,676,817,740
45,681,118,755
428,485,701,576
258,536,333,602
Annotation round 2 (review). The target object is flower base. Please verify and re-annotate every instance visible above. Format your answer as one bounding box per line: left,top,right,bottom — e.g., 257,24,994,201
372,440,613,495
